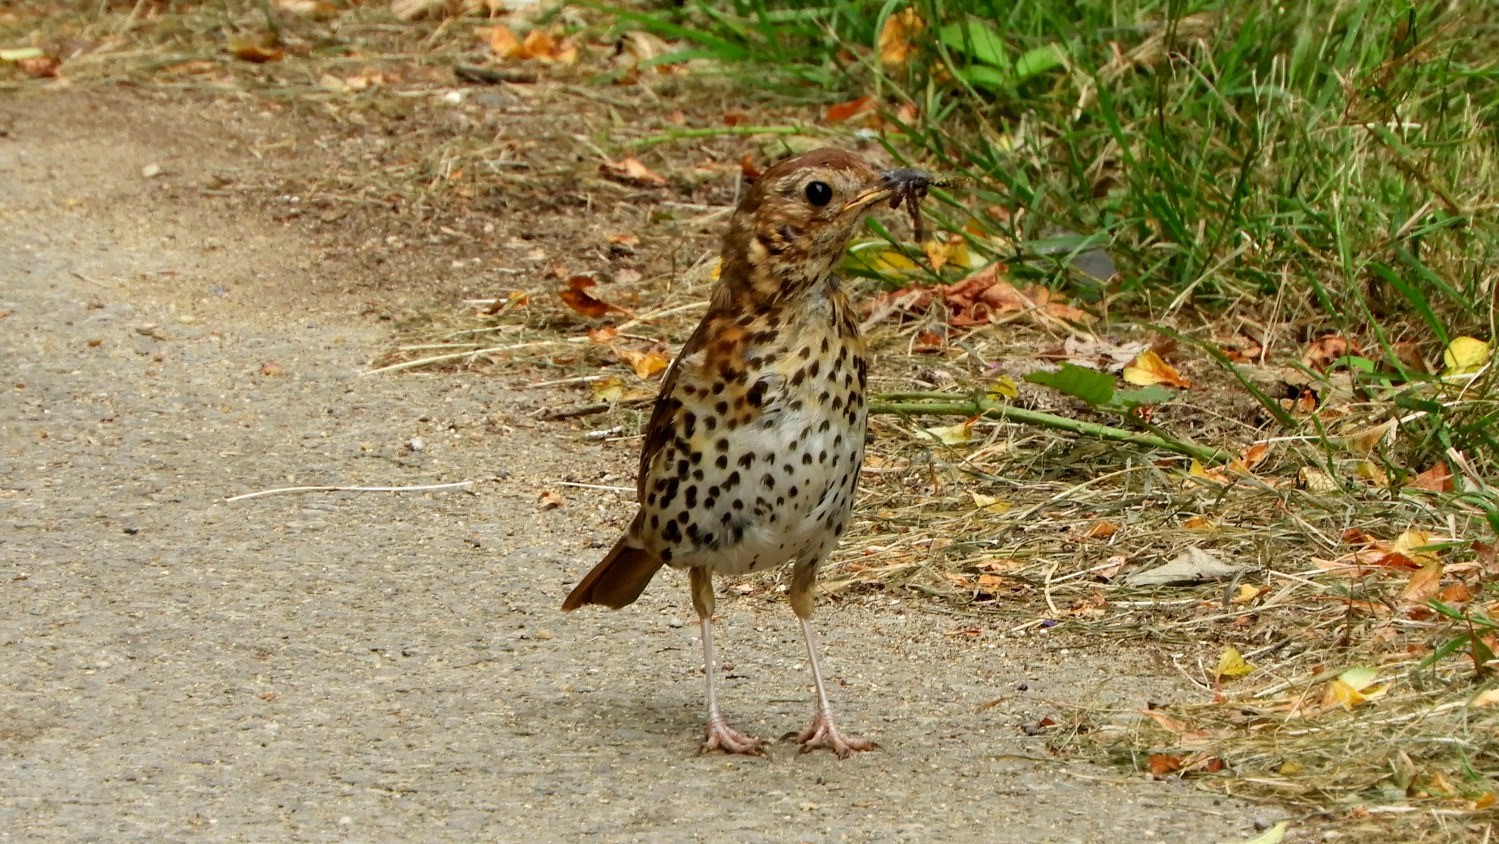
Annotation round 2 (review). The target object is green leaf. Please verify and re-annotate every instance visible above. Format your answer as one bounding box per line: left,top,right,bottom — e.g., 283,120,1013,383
1014,43,1066,80
1111,385,1177,408
937,18,1010,70
1025,364,1115,407
955,63,1010,91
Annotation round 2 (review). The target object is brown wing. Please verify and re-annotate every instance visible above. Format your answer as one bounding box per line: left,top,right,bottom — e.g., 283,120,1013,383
629,293,740,494
633,307,722,495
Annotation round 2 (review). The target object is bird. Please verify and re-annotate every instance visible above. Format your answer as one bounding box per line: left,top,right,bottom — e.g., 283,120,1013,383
562,148,935,757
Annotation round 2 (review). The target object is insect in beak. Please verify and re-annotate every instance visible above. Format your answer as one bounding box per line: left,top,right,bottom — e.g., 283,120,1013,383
845,167,952,242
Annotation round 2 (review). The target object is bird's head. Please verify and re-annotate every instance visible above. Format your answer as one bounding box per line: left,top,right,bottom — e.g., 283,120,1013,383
719,148,934,307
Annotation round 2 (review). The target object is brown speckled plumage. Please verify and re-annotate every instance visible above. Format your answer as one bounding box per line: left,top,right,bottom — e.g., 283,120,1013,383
563,149,934,757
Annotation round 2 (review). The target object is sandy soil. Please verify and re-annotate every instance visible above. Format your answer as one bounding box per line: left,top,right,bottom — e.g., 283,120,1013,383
0,90,1280,842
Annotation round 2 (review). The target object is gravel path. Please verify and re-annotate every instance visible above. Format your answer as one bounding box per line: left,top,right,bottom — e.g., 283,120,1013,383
0,92,1270,843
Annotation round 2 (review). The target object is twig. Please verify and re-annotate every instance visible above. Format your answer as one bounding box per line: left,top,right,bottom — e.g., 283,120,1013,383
226,481,473,502
870,392,1231,464
627,125,809,150
557,481,633,493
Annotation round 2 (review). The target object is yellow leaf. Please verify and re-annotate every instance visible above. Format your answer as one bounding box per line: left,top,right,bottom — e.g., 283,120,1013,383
1188,459,1231,486
487,23,519,57
1183,515,1215,530
987,375,1019,399
970,492,1010,513
877,7,925,67
1442,335,1491,376
1123,349,1190,388
591,376,626,403
614,346,668,380
921,236,969,273
1221,820,1288,844
1215,645,1255,680
863,248,920,276
920,418,974,445
1324,665,1386,710
1354,460,1389,487
1393,529,1438,565
1231,584,1264,604
1276,761,1303,776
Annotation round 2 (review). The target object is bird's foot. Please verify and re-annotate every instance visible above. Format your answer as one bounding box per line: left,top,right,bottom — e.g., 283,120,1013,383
794,709,878,759
700,716,767,756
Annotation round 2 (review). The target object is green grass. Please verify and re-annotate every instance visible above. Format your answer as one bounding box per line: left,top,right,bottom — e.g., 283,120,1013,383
596,1,1499,832
603,0,1499,469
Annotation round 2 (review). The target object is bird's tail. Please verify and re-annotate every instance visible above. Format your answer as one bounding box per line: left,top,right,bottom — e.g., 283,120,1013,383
561,537,664,611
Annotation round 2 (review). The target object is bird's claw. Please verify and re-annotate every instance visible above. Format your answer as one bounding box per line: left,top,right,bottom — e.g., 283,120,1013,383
700,716,767,756
793,710,878,758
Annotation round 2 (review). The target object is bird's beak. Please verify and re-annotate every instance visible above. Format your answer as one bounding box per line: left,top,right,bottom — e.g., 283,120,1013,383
843,167,934,213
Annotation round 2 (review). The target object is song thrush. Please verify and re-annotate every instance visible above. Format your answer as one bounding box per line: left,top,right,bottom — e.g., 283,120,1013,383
563,149,935,757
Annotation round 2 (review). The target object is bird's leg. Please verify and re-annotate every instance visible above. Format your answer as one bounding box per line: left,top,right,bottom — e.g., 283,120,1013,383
789,564,878,758
690,566,765,756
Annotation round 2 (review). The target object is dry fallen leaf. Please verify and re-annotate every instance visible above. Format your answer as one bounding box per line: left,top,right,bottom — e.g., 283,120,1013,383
1342,422,1396,459
1470,689,1499,708
614,346,669,380
920,418,975,445
1231,442,1270,472
969,492,1009,514
1148,753,1183,779
1084,520,1118,540
1215,645,1256,680
559,275,617,318
17,54,61,78
600,156,668,188
1125,547,1245,586
1323,665,1385,710
1231,584,1264,604
1398,561,1443,606
537,490,565,510
486,24,519,56
877,7,925,67
1217,332,1264,364
921,234,970,273
230,41,284,63
1393,529,1439,565
1297,465,1338,491
826,95,876,123
1302,334,1360,372
1410,462,1453,492
1040,335,1148,371
1123,349,1190,388
516,29,559,62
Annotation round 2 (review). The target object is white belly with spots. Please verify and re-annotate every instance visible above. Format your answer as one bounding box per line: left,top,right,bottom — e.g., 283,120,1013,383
662,399,866,576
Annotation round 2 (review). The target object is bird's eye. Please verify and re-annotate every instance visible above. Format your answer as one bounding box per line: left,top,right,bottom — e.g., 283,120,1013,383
804,180,833,207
